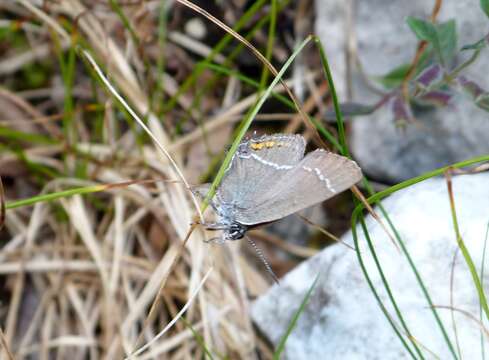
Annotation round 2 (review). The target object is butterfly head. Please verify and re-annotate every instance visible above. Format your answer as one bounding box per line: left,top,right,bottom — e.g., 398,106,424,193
224,222,248,240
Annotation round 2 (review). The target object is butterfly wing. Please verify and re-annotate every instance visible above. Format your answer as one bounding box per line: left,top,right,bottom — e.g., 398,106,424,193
234,150,362,225
217,134,306,210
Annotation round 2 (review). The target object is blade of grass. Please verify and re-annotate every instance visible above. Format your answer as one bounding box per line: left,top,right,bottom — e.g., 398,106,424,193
203,63,291,104
181,317,215,360
0,126,58,145
108,0,140,49
202,35,313,210
0,327,14,360
445,170,489,322
5,179,162,210
449,248,463,359
153,0,168,112
480,221,489,358
259,0,277,89
0,176,5,231
124,266,213,359
52,29,76,145
433,305,489,339
313,36,349,156
273,274,319,359
1,145,60,180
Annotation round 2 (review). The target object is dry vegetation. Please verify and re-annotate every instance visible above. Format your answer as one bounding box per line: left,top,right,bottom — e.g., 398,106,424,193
0,1,339,358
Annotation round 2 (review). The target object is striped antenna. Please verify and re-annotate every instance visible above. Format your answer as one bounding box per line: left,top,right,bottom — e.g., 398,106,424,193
245,235,279,285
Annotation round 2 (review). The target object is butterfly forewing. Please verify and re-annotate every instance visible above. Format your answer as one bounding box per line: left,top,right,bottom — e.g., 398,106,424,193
217,134,306,209
234,150,362,225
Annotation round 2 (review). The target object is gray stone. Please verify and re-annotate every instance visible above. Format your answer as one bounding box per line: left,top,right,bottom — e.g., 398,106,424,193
315,0,489,182
252,172,489,359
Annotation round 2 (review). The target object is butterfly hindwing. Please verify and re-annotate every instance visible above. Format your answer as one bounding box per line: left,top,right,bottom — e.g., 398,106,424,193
234,149,362,225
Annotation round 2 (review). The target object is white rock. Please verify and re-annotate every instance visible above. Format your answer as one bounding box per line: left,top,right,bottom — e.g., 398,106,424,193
252,172,489,359
315,0,489,182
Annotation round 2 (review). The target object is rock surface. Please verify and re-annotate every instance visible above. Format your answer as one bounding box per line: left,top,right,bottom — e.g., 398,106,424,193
252,172,489,359
315,0,489,182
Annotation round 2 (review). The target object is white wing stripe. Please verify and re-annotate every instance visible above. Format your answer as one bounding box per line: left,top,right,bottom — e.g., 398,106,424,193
302,165,336,193
249,153,294,170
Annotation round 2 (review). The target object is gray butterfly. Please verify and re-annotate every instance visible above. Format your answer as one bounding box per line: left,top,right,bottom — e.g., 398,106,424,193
196,133,362,281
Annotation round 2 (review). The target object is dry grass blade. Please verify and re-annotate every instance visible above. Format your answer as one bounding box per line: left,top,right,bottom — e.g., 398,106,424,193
0,327,15,360
351,185,400,252
130,224,198,351
0,176,5,231
297,214,355,250
125,266,214,359
433,305,489,339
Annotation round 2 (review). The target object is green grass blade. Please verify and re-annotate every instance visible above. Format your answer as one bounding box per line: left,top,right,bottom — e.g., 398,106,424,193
181,317,215,360
0,127,58,145
273,274,319,359
259,0,277,89
480,222,489,358
313,36,349,155
108,0,141,48
154,0,168,112
447,179,489,322
6,184,111,210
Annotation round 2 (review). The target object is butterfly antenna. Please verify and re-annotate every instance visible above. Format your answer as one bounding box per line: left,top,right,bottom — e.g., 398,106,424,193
245,235,280,285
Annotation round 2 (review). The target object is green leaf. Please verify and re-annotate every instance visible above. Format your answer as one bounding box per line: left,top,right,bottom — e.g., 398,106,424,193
481,0,489,19
436,20,457,65
406,17,457,66
324,102,376,121
375,63,411,89
406,16,437,42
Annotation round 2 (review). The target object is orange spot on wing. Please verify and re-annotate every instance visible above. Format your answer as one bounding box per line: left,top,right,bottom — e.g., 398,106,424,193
250,141,278,150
